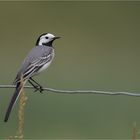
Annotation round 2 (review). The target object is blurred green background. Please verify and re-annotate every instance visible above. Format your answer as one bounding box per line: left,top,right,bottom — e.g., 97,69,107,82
1,1,140,139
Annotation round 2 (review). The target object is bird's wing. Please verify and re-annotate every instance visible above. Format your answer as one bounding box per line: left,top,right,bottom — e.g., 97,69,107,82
23,52,53,79
14,46,54,84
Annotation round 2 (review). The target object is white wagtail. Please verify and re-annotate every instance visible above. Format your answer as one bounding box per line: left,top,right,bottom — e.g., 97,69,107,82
4,33,60,122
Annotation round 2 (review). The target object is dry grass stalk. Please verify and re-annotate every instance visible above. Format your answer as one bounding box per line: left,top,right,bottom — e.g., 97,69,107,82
6,75,28,140
132,122,137,140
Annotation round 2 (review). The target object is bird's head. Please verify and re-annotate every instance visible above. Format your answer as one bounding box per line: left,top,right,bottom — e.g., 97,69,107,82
36,33,60,46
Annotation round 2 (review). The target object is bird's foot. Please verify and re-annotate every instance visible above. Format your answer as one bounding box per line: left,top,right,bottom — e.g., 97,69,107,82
39,86,44,93
34,86,44,93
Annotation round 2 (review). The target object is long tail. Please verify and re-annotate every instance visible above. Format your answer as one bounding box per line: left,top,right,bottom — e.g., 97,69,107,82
4,82,23,122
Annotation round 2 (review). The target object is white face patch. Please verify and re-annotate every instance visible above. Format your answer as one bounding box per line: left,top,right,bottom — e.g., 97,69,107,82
39,33,55,46
45,33,55,39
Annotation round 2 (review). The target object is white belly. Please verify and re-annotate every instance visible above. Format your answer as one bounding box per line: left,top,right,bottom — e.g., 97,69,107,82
38,60,52,73
37,50,54,74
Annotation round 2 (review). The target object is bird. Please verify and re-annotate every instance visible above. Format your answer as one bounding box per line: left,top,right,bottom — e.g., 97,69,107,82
4,33,60,122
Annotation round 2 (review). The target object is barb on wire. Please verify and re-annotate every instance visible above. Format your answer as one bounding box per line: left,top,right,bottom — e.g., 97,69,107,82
0,84,140,97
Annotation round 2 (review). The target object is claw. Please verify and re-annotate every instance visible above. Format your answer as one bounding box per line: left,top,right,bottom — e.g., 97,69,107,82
39,86,44,93
33,85,40,92
31,84,44,93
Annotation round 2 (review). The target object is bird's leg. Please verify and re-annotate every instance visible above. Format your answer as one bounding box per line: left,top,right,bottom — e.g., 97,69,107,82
28,80,40,92
29,78,44,93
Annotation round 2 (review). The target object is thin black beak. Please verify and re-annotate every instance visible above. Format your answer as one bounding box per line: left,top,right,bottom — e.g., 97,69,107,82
54,36,61,40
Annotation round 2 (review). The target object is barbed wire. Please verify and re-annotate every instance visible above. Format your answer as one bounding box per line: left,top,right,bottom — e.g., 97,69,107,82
0,84,140,97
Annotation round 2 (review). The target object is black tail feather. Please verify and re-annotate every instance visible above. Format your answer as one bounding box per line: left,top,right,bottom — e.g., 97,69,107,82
4,82,22,122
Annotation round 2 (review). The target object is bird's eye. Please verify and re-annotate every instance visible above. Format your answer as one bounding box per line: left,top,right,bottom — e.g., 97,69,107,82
45,37,49,39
